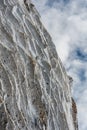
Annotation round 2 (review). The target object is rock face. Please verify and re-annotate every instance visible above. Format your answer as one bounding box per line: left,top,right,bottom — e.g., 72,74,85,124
0,0,78,130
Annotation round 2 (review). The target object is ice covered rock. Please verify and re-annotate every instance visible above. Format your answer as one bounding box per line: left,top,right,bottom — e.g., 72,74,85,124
0,0,78,130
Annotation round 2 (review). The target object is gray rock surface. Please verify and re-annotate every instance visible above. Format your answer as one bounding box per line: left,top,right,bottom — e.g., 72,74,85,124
0,0,78,130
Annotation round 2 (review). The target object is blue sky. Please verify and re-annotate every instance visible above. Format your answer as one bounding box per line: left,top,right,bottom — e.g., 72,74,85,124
32,0,87,130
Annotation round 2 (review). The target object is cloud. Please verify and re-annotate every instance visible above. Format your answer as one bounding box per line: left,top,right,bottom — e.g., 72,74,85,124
32,0,87,130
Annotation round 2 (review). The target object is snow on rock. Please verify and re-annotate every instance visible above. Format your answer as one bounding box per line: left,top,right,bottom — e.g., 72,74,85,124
0,0,78,130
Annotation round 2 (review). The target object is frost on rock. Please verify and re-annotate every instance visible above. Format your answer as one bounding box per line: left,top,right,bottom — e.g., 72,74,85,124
0,0,78,130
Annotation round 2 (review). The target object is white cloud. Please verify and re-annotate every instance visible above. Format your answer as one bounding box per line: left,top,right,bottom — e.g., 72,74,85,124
32,0,87,130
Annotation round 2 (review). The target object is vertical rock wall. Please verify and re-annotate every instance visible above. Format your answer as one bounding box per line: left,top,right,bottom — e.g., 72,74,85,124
0,0,78,130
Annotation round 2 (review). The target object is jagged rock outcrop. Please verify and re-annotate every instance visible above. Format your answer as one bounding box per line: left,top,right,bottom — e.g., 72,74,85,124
0,0,78,130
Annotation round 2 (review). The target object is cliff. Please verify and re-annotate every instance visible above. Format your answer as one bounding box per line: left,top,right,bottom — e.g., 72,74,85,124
0,0,78,130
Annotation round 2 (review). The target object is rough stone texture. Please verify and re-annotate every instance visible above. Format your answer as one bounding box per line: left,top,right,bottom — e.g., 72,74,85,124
0,0,78,130
72,98,78,130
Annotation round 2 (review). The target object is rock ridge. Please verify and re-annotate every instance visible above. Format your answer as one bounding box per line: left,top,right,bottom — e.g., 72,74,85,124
0,0,78,130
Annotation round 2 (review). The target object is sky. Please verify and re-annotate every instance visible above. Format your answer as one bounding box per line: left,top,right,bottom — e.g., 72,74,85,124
32,0,87,130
